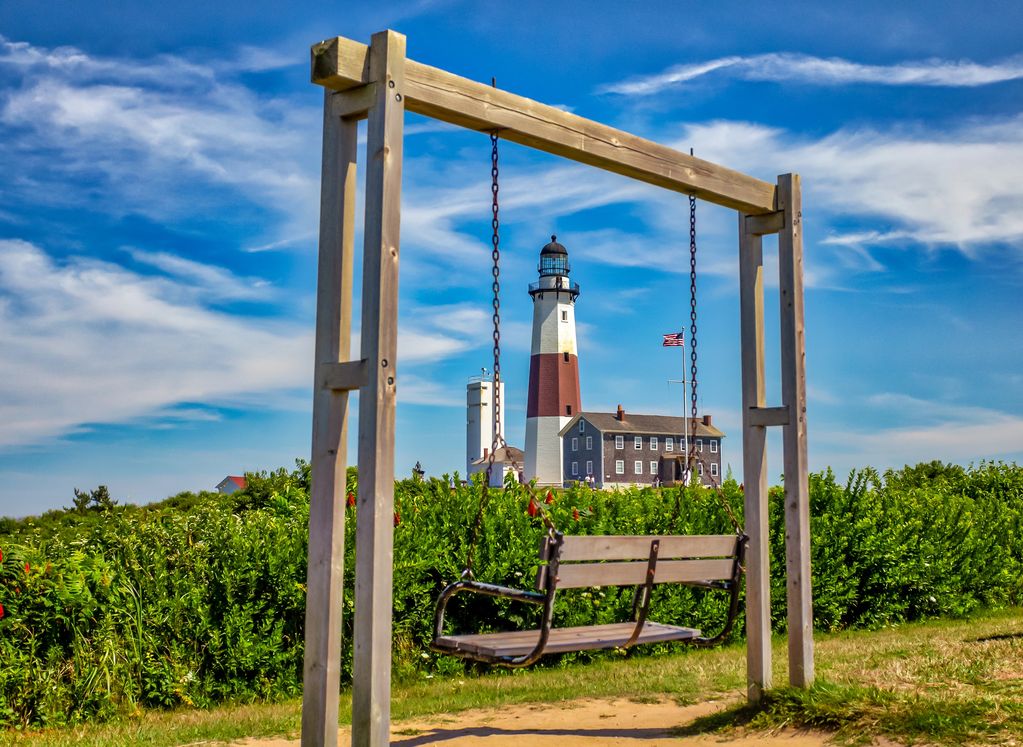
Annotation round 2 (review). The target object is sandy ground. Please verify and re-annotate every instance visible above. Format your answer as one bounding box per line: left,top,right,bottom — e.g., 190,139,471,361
239,697,832,746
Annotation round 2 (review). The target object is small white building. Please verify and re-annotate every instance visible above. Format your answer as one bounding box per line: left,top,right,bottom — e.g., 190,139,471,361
467,445,525,487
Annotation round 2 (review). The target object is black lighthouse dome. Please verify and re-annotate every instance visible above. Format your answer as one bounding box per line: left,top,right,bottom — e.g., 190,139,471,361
538,235,570,277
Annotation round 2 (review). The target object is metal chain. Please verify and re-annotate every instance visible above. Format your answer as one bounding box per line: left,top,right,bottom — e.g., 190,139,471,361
687,154,699,485
464,120,507,578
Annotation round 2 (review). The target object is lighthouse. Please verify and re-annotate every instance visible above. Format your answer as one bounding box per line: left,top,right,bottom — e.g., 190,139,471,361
525,235,581,486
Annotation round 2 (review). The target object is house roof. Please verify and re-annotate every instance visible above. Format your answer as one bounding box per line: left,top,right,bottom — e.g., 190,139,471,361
469,445,525,466
559,412,725,438
217,475,247,489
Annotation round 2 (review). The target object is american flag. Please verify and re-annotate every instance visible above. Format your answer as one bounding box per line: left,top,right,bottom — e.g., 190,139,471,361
662,332,685,347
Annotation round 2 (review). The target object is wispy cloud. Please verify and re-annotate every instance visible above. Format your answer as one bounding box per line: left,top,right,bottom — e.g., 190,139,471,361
602,52,1023,95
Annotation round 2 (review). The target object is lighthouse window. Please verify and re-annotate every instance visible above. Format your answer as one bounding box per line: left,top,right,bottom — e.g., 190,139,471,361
566,404,572,415
634,436,642,450
563,351,569,362
615,435,624,449
561,310,568,322
615,460,625,475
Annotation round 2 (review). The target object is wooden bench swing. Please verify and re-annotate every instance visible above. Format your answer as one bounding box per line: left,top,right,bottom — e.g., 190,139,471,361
303,29,813,746
431,531,747,666
430,127,747,666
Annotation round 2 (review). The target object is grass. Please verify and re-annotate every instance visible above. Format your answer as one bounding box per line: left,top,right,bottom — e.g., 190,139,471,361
7,608,1023,746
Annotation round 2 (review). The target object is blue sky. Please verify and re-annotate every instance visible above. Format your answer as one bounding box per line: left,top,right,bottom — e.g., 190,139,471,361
1,0,1022,516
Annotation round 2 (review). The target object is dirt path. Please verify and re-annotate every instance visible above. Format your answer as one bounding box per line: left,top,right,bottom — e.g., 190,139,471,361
239,697,832,746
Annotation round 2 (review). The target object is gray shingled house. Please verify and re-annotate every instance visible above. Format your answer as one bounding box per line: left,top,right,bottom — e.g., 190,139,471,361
558,405,725,488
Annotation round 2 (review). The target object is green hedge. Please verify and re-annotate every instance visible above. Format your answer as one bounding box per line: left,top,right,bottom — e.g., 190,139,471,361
0,461,1020,727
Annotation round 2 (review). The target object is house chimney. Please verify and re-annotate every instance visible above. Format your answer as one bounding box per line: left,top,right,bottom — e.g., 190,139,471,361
617,404,625,421
702,414,712,426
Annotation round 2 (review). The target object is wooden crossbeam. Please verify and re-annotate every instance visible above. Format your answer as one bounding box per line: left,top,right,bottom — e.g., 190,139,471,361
311,36,777,214
748,405,790,427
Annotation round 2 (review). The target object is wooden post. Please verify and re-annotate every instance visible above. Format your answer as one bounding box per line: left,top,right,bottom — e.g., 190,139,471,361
302,90,359,747
352,30,405,747
777,173,814,688
738,211,771,702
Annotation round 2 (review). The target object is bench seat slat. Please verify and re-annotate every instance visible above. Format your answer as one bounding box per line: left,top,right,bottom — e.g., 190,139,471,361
555,558,735,588
557,534,738,562
435,621,701,658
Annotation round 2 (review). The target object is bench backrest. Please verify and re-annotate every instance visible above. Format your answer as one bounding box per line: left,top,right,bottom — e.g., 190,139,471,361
538,534,740,590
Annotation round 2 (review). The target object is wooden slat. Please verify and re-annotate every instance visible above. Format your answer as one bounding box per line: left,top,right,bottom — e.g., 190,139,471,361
739,210,772,703
301,90,357,747
558,534,738,562
745,211,785,236
319,359,367,391
331,83,376,120
436,621,701,658
351,30,405,747
310,35,777,214
555,558,735,588
777,173,815,689
748,406,790,427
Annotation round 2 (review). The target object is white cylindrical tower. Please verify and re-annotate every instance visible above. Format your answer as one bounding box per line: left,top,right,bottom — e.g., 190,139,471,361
466,374,505,474
525,235,581,486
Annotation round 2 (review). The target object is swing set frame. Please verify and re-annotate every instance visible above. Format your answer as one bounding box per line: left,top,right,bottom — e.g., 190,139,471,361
303,29,812,747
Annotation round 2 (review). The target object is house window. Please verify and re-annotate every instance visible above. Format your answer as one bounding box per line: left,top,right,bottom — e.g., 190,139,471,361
710,463,719,477
571,437,578,452
571,461,579,476
585,460,593,475
563,351,570,362
697,438,704,452
650,460,658,476
650,436,658,450
615,460,625,475
634,436,642,450
585,436,592,450
566,404,572,415
561,310,568,321
665,437,674,452
578,420,585,433
615,435,624,449
634,461,643,474
698,463,704,476
710,440,718,454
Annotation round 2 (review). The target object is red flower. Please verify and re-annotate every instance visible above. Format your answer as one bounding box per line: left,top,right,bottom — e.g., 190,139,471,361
393,511,401,527
14,587,20,595
347,492,356,508
573,508,580,521
24,562,29,574
0,548,3,562
544,491,554,504
527,498,539,517
0,604,4,619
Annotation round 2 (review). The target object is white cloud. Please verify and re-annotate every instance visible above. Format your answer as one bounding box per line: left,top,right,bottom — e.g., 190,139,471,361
816,393,1023,467
672,117,1023,254
0,240,312,447
603,52,1023,95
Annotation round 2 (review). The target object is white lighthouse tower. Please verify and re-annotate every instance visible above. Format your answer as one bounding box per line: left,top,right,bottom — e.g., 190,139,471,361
525,235,581,486
465,373,505,474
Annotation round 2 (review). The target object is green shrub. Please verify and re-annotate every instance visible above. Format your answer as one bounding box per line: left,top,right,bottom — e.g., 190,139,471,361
0,460,1020,727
